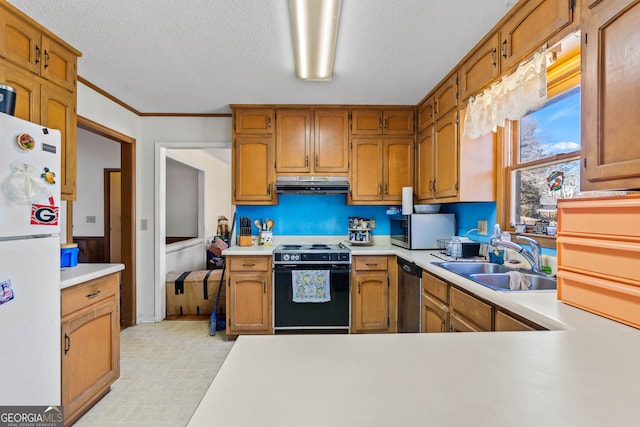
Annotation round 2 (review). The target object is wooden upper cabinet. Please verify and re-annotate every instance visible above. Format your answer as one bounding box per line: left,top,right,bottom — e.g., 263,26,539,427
417,94,435,132
459,32,501,102
383,137,413,200
0,59,40,123
581,0,640,190
415,126,435,201
352,109,414,135
276,109,312,173
41,83,76,199
314,109,349,173
234,109,275,135
432,109,459,200
351,138,383,201
351,110,383,135
500,0,576,71
233,135,275,204
434,73,458,121
0,6,78,91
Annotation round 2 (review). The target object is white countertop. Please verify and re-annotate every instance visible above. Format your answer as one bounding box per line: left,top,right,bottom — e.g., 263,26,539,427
193,240,640,426
60,263,125,289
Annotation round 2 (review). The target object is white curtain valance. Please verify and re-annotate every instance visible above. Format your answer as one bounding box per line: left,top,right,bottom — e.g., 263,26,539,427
464,49,550,139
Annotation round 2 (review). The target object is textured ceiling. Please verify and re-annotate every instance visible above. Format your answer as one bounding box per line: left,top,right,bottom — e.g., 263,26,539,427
7,0,517,114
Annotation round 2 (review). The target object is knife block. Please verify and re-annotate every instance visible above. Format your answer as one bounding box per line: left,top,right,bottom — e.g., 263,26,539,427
238,235,253,247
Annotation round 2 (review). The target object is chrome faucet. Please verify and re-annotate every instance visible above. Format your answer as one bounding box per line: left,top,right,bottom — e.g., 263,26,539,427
490,234,542,273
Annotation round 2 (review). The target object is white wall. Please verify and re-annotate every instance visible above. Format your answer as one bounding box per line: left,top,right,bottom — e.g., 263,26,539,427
77,82,232,323
74,127,121,236
165,157,199,238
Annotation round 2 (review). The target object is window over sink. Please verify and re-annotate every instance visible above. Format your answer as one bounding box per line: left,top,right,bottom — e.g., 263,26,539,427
499,33,581,245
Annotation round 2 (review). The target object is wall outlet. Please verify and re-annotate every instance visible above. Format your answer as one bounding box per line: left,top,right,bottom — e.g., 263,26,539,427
478,220,488,236
86,215,96,223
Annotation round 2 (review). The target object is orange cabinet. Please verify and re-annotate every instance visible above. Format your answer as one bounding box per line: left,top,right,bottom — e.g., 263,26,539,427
557,194,640,329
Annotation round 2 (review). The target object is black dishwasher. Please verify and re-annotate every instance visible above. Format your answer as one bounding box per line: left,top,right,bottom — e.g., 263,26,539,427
397,257,422,333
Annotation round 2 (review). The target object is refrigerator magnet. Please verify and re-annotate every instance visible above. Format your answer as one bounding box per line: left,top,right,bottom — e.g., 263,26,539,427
16,133,35,151
41,167,56,184
0,280,15,305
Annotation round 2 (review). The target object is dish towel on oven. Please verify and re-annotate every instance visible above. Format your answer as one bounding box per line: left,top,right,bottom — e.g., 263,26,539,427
292,270,331,303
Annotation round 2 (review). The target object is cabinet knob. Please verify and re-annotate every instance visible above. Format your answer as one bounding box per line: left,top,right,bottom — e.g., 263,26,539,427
35,45,41,65
85,290,101,299
64,333,71,355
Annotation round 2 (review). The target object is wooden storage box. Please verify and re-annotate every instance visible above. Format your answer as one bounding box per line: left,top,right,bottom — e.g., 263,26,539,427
166,270,225,316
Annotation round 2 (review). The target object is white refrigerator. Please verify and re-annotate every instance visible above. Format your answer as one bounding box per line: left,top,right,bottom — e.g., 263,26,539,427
0,112,62,405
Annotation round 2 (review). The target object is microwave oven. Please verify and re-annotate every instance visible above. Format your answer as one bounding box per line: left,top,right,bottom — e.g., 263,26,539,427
389,213,456,249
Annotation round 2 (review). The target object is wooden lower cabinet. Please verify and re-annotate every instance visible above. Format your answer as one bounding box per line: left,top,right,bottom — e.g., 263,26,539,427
352,256,397,333
226,256,272,337
61,272,120,426
421,271,544,333
421,271,449,333
494,309,537,332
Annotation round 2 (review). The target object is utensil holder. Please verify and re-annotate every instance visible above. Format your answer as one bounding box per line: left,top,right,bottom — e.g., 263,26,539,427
259,231,273,246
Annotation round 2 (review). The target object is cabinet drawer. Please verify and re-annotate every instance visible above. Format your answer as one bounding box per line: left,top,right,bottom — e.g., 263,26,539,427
450,287,492,331
229,257,270,272
61,273,119,317
422,272,448,304
354,256,388,271
558,269,640,329
558,195,640,237
558,235,640,282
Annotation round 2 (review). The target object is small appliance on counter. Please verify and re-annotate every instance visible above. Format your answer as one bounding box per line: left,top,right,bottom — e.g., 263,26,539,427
0,84,16,116
390,213,455,249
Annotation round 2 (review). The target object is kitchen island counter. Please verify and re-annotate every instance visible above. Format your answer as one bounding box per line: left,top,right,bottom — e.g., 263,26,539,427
193,240,640,426
60,263,124,289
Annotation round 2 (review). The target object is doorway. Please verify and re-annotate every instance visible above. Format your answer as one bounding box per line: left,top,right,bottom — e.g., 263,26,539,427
104,169,122,263
77,116,136,328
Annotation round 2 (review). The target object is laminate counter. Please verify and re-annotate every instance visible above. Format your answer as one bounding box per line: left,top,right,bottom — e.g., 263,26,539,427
200,240,640,426
60,263,125,289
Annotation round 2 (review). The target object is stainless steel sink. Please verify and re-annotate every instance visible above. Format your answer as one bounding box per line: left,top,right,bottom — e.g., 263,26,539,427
432,262,516,275
432,261,556,292
469,273,557,291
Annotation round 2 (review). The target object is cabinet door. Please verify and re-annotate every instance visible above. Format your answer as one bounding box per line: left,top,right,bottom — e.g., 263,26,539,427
351,110,383,135
500,0,575,71
0,6,40,75
581,0,640,190
450,287,492,332
350,138,383,201
415,126,435,201
494,310,536,331
422,291,449,333
41,83,76,199
353,272,389,332
314,109,349,172
434,73,458,121
40,35,77,91
0,59,40,122
233,136,275,203
227,272,270,333
61,297,119,423
276,109,312,173
433,109,458,200
234,108,274,134
383,110,414,135
383,137,413,201
417,94,434,132
459,32,501,101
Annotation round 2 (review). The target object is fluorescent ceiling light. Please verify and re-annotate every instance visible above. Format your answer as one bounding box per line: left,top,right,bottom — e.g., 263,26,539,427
288,0,342,81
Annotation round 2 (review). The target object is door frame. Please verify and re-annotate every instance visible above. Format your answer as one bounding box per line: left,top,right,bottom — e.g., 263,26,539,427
104,168,122,262
77,116,137,327
154,141,230,321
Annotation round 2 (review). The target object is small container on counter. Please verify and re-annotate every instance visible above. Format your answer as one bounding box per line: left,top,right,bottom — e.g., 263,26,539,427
61,243,79,268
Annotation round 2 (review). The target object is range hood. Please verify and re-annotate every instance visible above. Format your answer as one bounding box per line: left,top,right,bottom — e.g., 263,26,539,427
275,176,350,194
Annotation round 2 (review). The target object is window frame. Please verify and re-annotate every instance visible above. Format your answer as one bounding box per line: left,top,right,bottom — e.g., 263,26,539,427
496,46,581,249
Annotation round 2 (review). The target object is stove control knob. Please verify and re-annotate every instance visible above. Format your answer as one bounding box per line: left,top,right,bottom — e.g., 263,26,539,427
283,254,290,261
292,254,300,261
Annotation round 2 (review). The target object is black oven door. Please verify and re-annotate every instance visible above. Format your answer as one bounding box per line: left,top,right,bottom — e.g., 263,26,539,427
273,264,350,331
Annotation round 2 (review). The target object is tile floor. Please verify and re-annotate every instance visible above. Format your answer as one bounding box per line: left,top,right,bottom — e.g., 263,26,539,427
74,320,234,427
